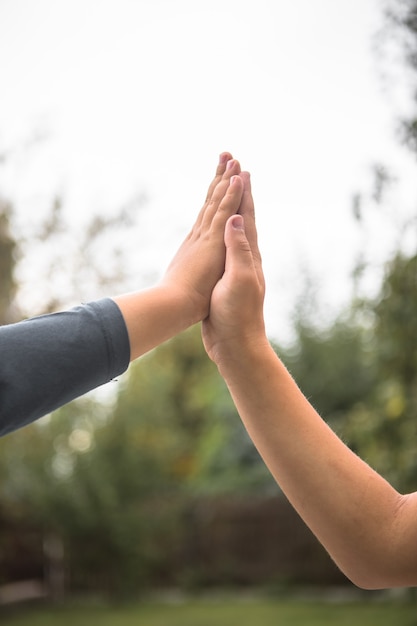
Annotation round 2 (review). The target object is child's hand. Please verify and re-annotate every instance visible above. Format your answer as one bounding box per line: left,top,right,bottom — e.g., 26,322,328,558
161,153,244,324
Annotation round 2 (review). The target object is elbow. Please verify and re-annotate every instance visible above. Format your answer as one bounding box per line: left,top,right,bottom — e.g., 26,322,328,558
339,559,417,591
348,574,413,592
338,562,386,591
333,494,417,590
347,573,391,592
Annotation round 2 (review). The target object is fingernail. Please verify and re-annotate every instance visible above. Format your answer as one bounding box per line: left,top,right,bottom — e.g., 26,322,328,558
231,215,244,230
226,159,235,171
219,152,229,165
230,175,239,186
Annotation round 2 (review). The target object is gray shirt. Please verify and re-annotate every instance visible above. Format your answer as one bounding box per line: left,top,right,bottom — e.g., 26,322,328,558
0,298,130,436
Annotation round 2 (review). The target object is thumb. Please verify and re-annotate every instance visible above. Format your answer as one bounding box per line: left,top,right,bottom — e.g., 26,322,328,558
224,214,253,271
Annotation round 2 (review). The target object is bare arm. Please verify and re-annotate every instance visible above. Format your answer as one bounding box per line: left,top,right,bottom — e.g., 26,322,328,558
202,174,417,590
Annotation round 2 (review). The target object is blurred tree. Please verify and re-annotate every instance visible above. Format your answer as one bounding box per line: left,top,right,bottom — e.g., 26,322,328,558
344,253,417,491
279,313,377,430
113,326,273,495
340,0,417,492
15,189,145,316
387,0,417,151
0,134,146,319
0,139,146,594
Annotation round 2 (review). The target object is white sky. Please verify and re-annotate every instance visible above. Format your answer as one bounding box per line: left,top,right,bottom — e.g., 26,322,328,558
0,0,416,342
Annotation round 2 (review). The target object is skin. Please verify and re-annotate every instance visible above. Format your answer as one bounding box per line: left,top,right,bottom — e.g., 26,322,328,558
113,152,244,360
202,172,417,590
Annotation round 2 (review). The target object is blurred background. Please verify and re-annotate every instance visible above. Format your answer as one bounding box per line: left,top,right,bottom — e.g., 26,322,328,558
1,0,417,622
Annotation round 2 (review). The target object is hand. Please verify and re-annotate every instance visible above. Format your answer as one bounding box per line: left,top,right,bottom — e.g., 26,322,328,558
161,152,244,324
202,172,267,369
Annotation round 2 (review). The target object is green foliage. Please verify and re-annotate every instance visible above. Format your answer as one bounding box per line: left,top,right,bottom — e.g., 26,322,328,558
114,326,273,495
0,399,175,595
275,250,417,493
386,0,417,151
374,253,417,385
279,316,377,426
343,253,417,491
338,0,417,491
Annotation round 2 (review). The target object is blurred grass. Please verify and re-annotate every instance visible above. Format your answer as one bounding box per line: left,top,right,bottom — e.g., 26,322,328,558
1,598,416,626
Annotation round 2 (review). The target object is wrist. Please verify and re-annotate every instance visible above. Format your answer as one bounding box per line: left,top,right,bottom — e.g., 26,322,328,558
159,279,208,327
211,333,274,380
113,284,200,361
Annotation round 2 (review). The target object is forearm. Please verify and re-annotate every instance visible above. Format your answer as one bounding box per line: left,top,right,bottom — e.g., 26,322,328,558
217,341,417,589
113,285,198,361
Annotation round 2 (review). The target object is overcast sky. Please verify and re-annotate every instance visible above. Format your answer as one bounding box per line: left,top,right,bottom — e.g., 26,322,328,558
0,0,415,341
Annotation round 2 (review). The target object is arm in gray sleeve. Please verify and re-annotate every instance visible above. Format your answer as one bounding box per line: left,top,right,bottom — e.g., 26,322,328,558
0,298,131,436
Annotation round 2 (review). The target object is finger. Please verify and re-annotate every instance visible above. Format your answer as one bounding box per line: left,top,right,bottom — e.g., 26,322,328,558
204,152,234,204
217,174,244,220
238,171,262,265
223,214,254,276
201,159,242,227
205,159,241,208
192,153,235,232
238,172,254,220
221,157,242,182
203,174,244,231
223,214,266,325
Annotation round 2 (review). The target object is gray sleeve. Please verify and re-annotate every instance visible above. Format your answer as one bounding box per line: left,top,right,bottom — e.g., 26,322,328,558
0,298,131,436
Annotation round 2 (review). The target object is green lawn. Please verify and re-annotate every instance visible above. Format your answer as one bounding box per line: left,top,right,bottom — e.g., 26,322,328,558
1,598,416,626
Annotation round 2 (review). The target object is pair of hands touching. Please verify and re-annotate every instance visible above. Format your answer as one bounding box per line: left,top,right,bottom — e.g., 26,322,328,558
164,151,266,370
114,152,266,364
